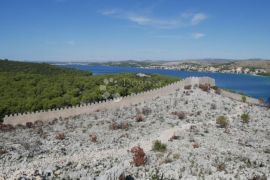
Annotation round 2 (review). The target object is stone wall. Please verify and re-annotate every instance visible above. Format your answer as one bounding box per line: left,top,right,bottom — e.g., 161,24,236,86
3,77,215,126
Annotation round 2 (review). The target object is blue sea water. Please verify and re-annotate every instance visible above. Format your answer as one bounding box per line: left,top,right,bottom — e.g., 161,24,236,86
60,64,270,101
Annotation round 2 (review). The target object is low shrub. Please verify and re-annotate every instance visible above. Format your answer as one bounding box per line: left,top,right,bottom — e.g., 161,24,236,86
55,133,65,140
0,124,14,131
258,98,264,105
215,88,221,95
199,84,210,92
184,85,192,90
130,146,146,166
192,143,200,148
242,96,247,103
171,111,186,120
241,113,250,123
152,140,167,152
110,121,129,130
142,107,152,116
210,104,217,110
135,114,144,122
211,86,218,90
169,133,179,141
0,149,7,155
216,116,229,128
26,122,34,128
90,133,97,143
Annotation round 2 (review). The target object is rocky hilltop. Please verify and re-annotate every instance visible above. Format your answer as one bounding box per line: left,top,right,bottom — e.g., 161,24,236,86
0,86,269,179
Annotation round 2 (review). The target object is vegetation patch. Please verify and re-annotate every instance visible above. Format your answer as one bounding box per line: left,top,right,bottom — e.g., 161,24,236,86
171,111,186,120
199,84,211,92
110,121,129,130
55,133,65,140
153,140,167,152
216,116,229,128
0,60,179,122
135,114,144,122
242,96,247,103
130,146,146,167
241,113,250,123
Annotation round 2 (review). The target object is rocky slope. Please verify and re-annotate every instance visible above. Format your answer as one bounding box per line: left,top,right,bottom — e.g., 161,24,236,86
0,87,269,180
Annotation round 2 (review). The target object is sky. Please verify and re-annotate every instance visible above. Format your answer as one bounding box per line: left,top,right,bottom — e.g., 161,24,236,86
0,0,270,61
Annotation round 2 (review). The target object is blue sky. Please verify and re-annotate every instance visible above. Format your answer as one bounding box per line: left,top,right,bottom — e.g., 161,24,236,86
0,0,270,61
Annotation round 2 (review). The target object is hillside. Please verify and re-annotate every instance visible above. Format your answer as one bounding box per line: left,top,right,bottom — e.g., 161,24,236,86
1,85,269,179
0,60,178,122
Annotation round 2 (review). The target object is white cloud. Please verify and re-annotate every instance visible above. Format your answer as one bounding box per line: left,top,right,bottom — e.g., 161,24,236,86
99,9,207,29
191,13,207,25
192,32,206,39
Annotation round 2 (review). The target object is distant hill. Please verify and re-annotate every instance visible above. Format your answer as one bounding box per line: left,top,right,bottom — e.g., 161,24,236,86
89,60,163,67
0,59,91,76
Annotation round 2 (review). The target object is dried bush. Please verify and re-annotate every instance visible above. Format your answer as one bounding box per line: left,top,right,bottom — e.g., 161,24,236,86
0,149,7,155
49,118,58,125
215,88,221,95
135,114,144,122
184,85,192,90
130,146,146,166
142,107,152,116
110,121,129,130
119,174,135,180
169,134,179,141
172,111,186,120
192,143,200,148
0,124,14,131
258,98,264,105
152,140,167,152
26,122,34,128
199,84,210,92
90,133,97,143
217,163,226,172
216,116,229,128
34,120,44,127
241,113,250,123
190,125,199,133
55,133,65,140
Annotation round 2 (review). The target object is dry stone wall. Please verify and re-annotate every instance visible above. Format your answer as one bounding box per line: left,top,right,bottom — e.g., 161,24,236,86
3,77,215,125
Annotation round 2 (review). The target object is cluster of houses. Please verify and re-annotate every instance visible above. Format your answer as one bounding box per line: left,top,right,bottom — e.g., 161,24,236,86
144,64,267,75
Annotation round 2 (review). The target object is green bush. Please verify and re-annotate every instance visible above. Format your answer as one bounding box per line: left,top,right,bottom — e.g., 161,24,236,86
242,96,247,103
241,113,250,123
216,116,229,128
152,140,167,152
0,60,179,122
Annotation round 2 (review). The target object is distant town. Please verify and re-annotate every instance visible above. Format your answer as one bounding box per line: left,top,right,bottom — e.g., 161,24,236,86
146,62,267,75
88,59,270,76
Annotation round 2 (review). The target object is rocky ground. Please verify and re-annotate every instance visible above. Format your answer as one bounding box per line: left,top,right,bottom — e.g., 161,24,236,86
0,87,270,180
